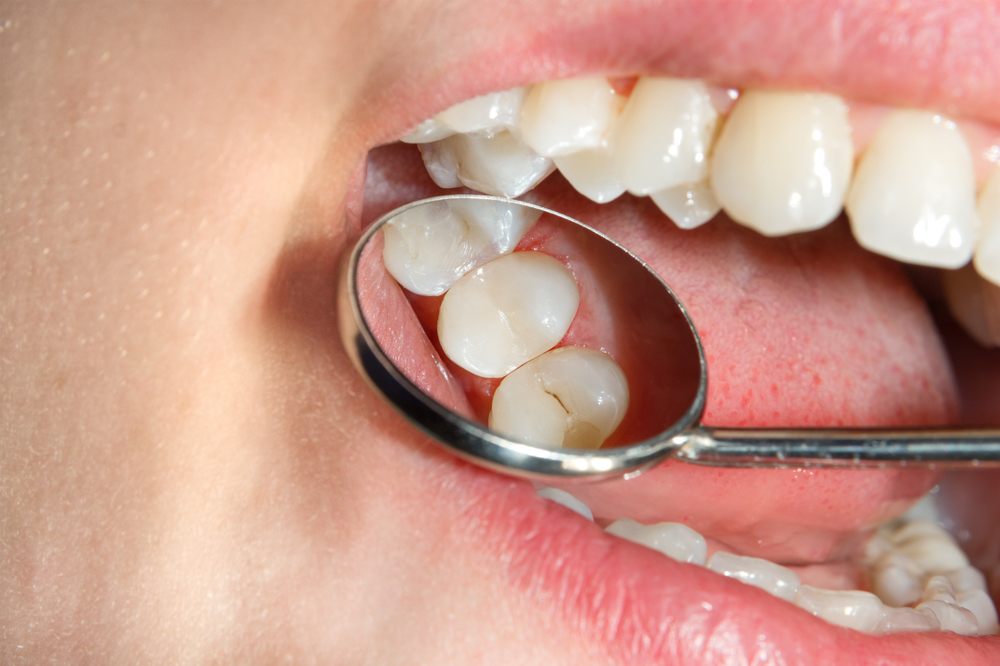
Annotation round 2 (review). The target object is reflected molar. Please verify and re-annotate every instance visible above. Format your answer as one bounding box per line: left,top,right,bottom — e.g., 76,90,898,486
710,91,853,236
846,109,978,268
604,518,707,565
520,77,624,157
437,251,579,378
974,166,1000,285
489,346,629,449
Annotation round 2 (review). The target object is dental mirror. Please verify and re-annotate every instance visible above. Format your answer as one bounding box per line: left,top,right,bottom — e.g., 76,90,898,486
339,195,1000,481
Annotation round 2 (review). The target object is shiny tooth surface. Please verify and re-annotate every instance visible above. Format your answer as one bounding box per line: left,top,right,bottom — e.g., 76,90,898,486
535,487,594,521
974,166,1000,286
916,599,979,635
649,180,721,229
710,91,853,236
611,77,718,196
418,130,555,198
552,147,626,204
520,77,624,157
875,606,941,634
401,118,455,144
887,519,970,574
438,252,579,378
945,565,990,594
605,518,707,565
435,87,527,135
793,586,887,633
955,589,1000,635
707,551,801,602
381,199,541,296
490,346,629,449
871,551,925,607
846,109,978,268
942,264,1000,347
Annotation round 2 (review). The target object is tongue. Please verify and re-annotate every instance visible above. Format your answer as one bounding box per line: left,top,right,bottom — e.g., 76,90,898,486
362,142,956,565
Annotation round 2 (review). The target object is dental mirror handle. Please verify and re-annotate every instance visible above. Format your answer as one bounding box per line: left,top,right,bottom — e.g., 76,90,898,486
673,427,1000,469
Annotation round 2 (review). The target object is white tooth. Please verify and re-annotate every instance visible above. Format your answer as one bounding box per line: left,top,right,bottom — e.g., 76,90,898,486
381,199,542,296
435,88,527,134
401,118,455,144
922,574,957,602
418,130,555,198
553,147,626,204
875,606,941,634
888,520,970,575
955,589,1000,635
490,346,629,449
974,166,1000,286
438,252,579,378
707,551,801,602
793,586,887,633
944,565,989,594
649,180,721,229
710,91,853,236
611,77,718,195
535,487,594,521
520,77,624,157
942,264,1000,347
871,552,925,607
845,109,978,268
605,518,707,565
916,599,979,635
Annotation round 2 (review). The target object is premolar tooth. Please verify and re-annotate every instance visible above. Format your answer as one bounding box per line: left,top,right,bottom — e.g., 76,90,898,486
876,606,941,634
418,130,555,198
916,599,979,635
604,518,707,565
955,589,1000,635
649,180,721,229
535,487,593,521
520,77,624,157
707,551,801,601
552,147,626,204
845,109,978,268
401,118,455,144
489,346,628,449
710,91,853,236
871,551,925,607
438,252,579,378
611,77,718,196
382,199,542,296
435,87,527,135
793,586,887,633
974,166,1000,286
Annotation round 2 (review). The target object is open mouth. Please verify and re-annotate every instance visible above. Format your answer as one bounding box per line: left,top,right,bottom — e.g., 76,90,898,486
344,1,1000,662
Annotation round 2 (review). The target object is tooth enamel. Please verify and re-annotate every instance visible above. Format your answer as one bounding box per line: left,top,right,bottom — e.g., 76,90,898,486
435,87,527,134
710,91,854,236
552,147,626,204
793,586,887,633
916,599,979,635
944,565,989,594
942,264,1000,347
707,551,802,601
489,346,629,449
871,552,925,607
955,589,1000,635
604,518,708,565
381,199,542,296
649,180,721,229
875,606,941,634
974,166,1000,285
438,252,579,378
418,130,555,198
886,520,970,574
921,573,1000,636
520,77,624,157
535,487,594,521
401,118,455,144
611,77,718,196
845,109,978,268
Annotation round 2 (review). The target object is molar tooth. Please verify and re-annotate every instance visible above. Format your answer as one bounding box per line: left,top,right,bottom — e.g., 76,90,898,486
944,566,989,594
604,518,707,565
955,589,1000,635
871,551,925,607
942,264,1000,347
490,346,629,449
649,180,721,229
611,77,718,196
535,487,594,521
845,109,978,268
710,91,853,236
435,87,527,135
974,166,1000,285
887,519,970,575
418,130,555,198
875,606,941,634
793,586,887,633
552,147,626,204
520,77,624,157
438,252,579,378
381,199,542,296
706,551,801,602
916,599,979,635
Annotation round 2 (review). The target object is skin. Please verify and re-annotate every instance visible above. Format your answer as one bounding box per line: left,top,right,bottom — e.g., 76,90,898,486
3,1,1000,663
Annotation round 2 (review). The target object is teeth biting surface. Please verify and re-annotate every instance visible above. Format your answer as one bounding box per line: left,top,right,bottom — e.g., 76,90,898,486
707,551,802,601
605,518,707,565
649,180,721,230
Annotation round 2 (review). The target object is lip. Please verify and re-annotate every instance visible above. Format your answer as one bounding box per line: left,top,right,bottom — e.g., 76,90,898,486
349,0,1000,661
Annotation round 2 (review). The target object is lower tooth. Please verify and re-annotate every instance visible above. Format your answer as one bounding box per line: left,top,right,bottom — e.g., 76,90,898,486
871,552,925,607
649,180,721,229
886,519,970,575
974,166,1000,286
793,586,887,633
604,518,707,565
535,487,594,521
845,109,978,268
552,147,626,204
876,606,941,634
418,130,555,198
706,551,801,602
942,264,1000,347
956,589,1000,635
437,252,579,378
489,346,629,449
916,599,979,635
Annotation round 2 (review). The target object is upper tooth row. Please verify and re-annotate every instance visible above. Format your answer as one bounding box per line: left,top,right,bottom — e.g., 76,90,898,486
405,76,1000,288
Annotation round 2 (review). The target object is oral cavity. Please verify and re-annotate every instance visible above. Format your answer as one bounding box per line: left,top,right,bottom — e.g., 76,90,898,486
403,75,1000,347
539,487,1000,637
